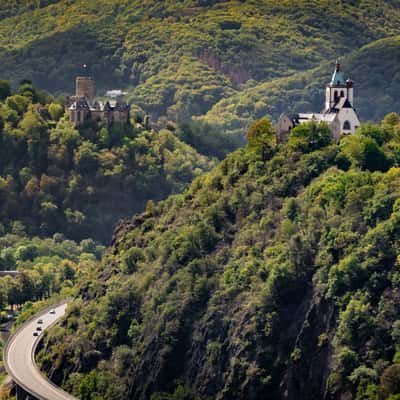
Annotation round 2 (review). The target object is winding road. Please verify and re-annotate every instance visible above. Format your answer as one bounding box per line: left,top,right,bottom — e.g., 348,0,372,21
3,302,77,400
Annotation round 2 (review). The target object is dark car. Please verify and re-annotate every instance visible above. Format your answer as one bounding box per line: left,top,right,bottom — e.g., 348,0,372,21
36,326,42,331
33,332,39,337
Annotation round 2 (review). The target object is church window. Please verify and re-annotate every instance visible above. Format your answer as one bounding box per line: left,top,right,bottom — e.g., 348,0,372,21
343,120,351,130
340,90,344,97
334,90,340,103
77,111,81,122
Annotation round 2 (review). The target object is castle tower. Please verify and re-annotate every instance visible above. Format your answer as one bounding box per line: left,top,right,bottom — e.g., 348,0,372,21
76,76,95,103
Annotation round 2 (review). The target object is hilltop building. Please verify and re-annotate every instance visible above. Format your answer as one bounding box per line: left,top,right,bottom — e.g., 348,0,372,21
68,75,130,126
277,61,360,142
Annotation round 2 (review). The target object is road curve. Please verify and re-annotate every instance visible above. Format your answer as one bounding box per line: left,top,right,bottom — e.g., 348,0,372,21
4,302,77,400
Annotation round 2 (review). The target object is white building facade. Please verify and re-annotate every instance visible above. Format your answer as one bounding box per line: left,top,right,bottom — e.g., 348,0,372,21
277,61,361,142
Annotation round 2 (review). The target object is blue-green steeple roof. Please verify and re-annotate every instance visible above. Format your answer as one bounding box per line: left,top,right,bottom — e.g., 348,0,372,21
330,61,345,85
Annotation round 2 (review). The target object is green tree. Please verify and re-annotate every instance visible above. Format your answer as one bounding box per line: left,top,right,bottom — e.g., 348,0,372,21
74,141,99,174
356,123,392,146
383,112,400,128
19,106,49,172
6,95,30,115
61,260,76,281
48,103,64,121
340,134,390,172
122,247,144,274
247,117,276,160
17,80,38,102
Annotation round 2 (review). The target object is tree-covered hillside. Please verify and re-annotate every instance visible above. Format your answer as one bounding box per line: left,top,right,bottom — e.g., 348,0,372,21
0,79,217,243
201,35,400,136
39,115,400,399
1,0,400,129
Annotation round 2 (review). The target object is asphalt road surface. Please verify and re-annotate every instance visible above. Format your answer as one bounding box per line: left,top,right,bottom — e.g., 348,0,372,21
4,302,76,400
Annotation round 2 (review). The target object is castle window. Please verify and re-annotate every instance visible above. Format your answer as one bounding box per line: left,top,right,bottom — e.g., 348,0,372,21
77,111,81,122
343,120,351,130
340,90,345,97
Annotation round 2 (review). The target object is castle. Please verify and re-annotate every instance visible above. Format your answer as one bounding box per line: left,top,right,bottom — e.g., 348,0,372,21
277,61,360,141
68,75,130,126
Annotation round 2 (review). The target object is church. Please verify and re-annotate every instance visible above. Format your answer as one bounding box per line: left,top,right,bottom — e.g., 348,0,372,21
276,61,360,142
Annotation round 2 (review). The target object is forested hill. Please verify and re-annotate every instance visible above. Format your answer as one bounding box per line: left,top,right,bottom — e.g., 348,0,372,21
201,35,400,136
40,115,400,399
0,80,225,243
1,0,400,132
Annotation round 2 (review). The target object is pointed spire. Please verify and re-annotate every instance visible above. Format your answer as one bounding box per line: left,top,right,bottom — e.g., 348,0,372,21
330,60,345,85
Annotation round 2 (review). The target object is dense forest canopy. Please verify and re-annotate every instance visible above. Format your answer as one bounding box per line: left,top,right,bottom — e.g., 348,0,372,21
39,115,400,400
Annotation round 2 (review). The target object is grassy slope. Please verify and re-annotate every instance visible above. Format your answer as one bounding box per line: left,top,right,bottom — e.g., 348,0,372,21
0,1,400,125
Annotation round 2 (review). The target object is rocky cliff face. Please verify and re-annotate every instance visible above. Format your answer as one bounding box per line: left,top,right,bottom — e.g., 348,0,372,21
283,288,336,400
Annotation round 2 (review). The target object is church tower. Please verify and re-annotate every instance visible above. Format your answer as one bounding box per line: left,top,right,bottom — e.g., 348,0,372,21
324,61,360,134
325,61,354,111
276,60,361,141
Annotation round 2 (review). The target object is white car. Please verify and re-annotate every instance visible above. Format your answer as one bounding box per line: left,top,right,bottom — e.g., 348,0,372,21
49,309,56,314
